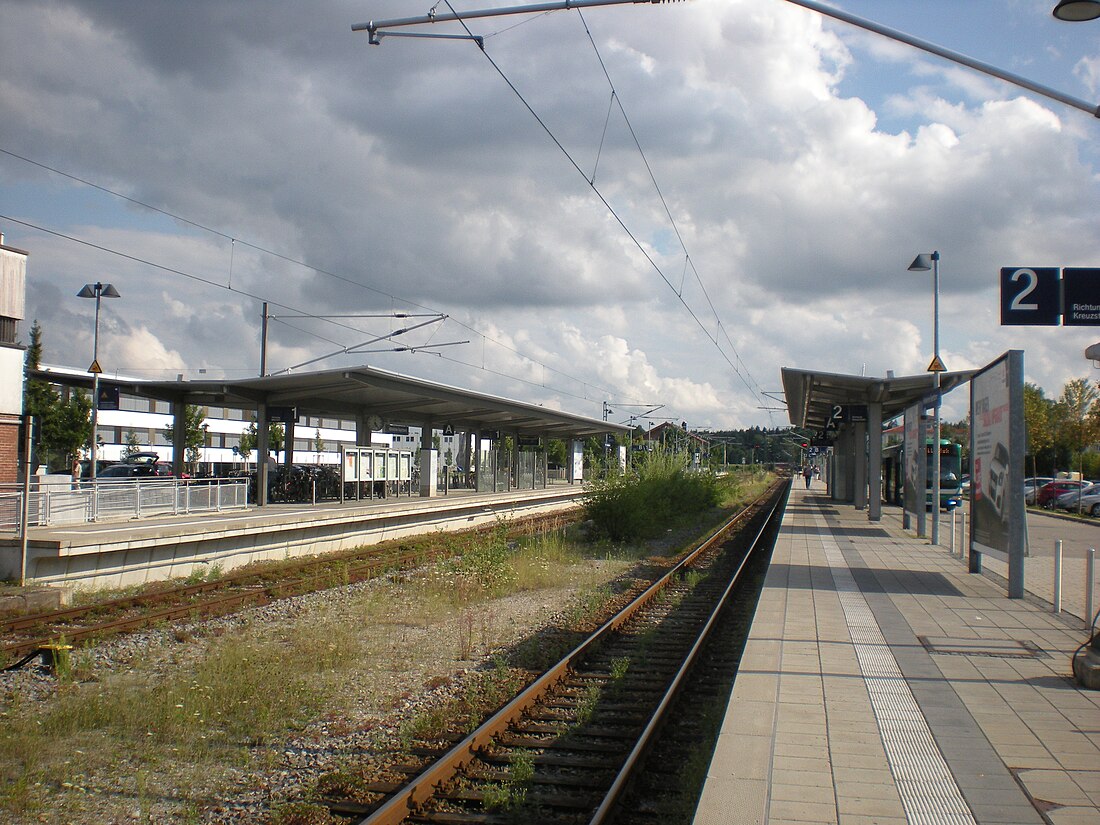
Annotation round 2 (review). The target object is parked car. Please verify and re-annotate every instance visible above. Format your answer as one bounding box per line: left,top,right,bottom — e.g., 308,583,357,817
96,452,173,480
1024,477,1054,505
1036,479,1087,508
1053,483,1100,515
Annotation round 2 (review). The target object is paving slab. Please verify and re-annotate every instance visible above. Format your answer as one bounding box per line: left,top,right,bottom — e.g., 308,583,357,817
693,485,1100,825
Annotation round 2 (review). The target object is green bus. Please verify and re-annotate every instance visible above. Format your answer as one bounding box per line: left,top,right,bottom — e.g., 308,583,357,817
883,439,964,510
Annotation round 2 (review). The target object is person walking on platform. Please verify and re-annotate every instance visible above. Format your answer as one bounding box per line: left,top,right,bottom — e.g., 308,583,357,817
803,464,812,489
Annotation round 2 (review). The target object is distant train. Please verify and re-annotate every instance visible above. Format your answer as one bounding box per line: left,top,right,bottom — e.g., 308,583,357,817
882,439,964,510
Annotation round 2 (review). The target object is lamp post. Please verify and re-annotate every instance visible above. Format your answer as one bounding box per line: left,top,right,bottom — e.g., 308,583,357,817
77,282,121,483
908,252,941,546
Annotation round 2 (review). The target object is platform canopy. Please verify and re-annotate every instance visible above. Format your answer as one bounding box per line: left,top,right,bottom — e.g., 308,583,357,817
32,363,630,439
781,367,976,432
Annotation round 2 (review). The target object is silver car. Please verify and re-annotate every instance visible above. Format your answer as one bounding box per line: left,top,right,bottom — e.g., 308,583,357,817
1053,483,1100,515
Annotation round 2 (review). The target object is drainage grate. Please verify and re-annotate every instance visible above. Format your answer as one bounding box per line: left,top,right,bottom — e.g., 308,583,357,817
919,636,1046,659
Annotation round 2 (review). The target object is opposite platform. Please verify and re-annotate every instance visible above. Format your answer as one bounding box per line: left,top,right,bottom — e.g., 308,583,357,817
694,484,1100,825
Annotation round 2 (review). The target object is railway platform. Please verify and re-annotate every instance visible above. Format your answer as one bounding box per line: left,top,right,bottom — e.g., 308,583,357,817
694,484,1100,825
0,483,584,589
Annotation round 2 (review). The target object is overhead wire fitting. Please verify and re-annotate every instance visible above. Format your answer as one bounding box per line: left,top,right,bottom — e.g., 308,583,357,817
353,1,691,46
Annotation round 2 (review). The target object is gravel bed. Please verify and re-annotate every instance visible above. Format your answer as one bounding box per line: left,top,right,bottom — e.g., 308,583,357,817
1,556,630,824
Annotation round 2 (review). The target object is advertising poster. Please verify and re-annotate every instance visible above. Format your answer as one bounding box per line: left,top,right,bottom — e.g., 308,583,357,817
571,440,585,483
969,351,1025,596
903,403,925,535
341,446,359,484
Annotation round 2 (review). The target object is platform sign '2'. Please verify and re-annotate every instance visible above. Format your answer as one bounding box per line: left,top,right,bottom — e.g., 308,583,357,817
1000,267,1060,326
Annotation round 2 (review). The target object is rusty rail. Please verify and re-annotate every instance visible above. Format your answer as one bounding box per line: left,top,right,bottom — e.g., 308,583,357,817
356,478,789,825
3,510,573,666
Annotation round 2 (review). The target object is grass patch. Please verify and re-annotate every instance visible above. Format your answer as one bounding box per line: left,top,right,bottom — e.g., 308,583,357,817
0,615,364,815
399,659,526,745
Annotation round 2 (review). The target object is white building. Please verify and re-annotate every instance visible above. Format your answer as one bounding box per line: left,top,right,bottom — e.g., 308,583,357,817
43,365,475,472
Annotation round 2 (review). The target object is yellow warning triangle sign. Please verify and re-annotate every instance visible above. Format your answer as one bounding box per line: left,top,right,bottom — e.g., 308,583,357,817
88,359,103,374
927,355,947,373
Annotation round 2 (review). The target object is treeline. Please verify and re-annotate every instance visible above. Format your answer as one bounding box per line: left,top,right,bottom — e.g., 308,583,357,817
1024,379,1100,478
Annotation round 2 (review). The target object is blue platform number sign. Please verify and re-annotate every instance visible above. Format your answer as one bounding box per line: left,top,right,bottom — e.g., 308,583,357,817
1000,267,1060,326
1062,268,1100,326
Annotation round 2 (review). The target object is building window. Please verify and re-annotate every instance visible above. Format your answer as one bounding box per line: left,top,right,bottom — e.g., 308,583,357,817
120,394,151,413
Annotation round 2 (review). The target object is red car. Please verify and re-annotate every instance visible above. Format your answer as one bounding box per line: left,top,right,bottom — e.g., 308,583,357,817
1036,479,1087,508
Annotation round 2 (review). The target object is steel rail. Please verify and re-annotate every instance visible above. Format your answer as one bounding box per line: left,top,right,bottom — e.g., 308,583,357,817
356,479,785,825
3,511,572,665
588,478,788,823
2,510,570,637
1,549,436,664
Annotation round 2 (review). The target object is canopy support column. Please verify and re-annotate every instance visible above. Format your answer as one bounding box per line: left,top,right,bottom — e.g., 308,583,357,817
868,401,883,521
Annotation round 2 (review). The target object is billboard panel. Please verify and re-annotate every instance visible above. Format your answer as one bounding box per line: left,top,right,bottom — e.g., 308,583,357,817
903,403,925,535
969,350,1026,596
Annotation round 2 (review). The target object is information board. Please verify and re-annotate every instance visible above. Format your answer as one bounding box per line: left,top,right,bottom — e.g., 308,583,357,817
1000,266,1100,326
1063,268,1100,326
1000,267,1060,325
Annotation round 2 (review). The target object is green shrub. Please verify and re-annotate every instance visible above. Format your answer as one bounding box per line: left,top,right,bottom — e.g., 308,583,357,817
584,450,719,541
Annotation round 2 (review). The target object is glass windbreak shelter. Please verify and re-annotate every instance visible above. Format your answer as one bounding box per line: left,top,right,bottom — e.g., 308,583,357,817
340,446,414,500
477,448,548,493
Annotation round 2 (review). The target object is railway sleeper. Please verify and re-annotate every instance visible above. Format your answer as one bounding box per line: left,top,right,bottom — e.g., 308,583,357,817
439,786,599,809
516,721,641,741
527,707,648,725
408,811,504,824
481,750,616,770
496,734,626,754
325,796,384,817
466,767,609,789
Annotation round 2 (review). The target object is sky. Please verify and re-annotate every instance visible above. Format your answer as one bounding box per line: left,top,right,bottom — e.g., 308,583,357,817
1,0,1098,432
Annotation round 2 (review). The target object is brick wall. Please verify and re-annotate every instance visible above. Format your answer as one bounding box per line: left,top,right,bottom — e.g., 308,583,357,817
0,414,20,484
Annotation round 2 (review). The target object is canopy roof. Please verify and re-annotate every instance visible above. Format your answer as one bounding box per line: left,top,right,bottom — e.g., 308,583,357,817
781,367,976,432
34,363,629,439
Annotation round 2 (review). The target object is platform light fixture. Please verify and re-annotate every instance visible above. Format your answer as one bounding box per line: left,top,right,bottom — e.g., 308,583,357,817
1053,1,1100,21
77,282,120,483
908,252,942,546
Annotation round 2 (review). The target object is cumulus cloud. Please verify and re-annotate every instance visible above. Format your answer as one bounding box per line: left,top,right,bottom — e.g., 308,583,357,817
2,0,1098,430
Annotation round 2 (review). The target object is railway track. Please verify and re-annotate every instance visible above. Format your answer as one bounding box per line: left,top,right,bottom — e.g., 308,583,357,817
330,479,789,825
1,510,574,668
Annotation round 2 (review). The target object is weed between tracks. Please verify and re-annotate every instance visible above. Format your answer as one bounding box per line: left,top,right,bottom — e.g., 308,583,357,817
1,473,773,824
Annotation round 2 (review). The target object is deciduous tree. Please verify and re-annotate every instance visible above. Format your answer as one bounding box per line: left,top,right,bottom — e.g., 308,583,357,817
23,321,93,471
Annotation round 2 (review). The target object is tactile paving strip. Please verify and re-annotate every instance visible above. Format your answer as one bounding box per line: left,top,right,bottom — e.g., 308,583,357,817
818,515,977,825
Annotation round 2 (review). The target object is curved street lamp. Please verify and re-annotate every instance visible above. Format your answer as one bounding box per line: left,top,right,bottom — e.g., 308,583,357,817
77,282,120,483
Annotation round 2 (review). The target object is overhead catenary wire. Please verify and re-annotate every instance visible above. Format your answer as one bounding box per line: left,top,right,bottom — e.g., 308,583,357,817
0,150,629,408
437,0,771,416
1,212,624,406
272,316,446,374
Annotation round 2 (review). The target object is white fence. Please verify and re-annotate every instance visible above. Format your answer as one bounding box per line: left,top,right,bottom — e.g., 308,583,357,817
0,478,250,532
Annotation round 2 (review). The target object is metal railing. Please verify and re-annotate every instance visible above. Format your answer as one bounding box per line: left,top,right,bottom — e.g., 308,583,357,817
0,477,250,532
